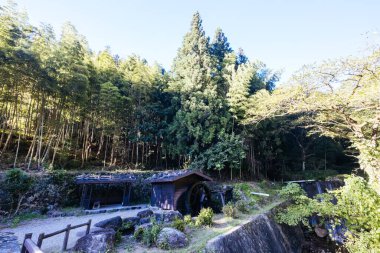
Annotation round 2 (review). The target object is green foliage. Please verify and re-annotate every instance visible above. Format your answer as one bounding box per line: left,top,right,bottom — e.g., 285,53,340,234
190,133,245,172
0,2,290,180
195,207,214,227
233,183,258,205
277,176,380,252
29,172,79,211
11,216,20,227
226,62,255,122
278,183,306,200
172,217,186,232
3,169,33,214
134,221,162,247
276,183,317,226
11,213,44,227
222,203,238,218
235,200,250,214
133,227,144,240
115,229,122,244
0,170,81,215
0,1,358,187
4,169,33,198
184,214,193,225
245,48,379,188
167,12,232,169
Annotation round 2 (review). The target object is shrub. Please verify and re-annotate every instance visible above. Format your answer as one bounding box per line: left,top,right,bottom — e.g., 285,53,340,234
157,239,170,250
4,168,33,215
142,223,162,246
172,218,185,232
184,215,193,225
235,200,250,214
195,207,214,227
232,183,256,205
222,203,238,218
134,221,162,247
115,229,122,244
150,223,162,244
277,176,380,252
133,227,144,240
25,173,79,213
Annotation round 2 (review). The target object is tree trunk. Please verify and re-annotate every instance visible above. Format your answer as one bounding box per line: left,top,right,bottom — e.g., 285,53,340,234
13,133,21,168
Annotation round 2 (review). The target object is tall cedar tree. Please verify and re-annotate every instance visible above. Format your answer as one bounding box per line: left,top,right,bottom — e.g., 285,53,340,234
168,12,231,164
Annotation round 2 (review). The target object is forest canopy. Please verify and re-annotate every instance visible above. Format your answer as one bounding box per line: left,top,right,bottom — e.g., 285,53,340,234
0,2,363,182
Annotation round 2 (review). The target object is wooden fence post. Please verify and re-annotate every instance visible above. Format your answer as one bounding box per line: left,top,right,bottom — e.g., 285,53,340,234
21,233,33,253
86,219,91,235
37,233,44,248
62,224,71,251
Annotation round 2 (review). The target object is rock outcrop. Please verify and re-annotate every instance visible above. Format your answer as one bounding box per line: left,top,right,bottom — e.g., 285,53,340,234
205,213,304,253
154,210,183,223
72,229,115,253
94,216,122,230
156,227,188,249
122,216,140,226
137,209,153,219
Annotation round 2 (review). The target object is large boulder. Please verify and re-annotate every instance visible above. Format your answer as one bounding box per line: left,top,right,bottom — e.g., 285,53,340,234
122,216,140,226
154,210,183,223
139,217,151,225
94,216,122,230
76,226,104,238
137,209,153,219
72,229,115,253
156,228,188,249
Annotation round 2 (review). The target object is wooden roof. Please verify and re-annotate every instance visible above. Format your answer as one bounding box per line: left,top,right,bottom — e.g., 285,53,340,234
75,173,136,184
148,170,213,183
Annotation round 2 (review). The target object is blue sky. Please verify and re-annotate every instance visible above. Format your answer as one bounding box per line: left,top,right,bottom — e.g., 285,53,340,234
8,0,380,83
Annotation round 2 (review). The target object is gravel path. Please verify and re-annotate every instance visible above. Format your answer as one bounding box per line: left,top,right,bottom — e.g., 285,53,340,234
0,208,149,253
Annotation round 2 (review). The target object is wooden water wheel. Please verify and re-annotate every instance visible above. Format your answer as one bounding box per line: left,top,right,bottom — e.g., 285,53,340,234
185,182,211,216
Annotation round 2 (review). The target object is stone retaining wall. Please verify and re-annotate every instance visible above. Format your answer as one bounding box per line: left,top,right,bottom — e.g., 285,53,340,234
205,213,304,253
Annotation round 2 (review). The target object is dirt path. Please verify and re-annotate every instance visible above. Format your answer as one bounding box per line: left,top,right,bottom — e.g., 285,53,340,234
0,208,150,253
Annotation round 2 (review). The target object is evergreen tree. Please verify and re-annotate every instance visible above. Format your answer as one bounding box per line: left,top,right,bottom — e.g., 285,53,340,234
236,48,248,66
168,12,230,165
210,28,234,96
210,28,233,72
227,62,256,123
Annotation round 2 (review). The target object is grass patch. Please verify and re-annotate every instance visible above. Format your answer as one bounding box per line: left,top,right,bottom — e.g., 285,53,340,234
11,213,45,227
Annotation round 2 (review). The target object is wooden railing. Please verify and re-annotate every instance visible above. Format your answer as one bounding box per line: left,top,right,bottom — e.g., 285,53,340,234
21,233,43,253
21,219,91,252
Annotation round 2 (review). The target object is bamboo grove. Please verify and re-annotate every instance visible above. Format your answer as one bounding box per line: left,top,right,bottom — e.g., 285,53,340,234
0,3,357,179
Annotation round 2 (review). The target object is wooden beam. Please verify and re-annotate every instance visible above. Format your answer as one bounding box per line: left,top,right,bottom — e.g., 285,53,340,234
24,239,44,253
250,192,270,197
21,233,33,253
285,180,316,183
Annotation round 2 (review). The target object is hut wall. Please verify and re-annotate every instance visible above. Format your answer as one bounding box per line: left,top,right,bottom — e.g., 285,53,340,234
151,183,175,210
173,175,201,212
